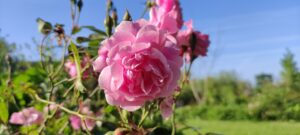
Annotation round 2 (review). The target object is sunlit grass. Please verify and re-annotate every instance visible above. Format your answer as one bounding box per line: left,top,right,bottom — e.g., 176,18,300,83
180,120,300,135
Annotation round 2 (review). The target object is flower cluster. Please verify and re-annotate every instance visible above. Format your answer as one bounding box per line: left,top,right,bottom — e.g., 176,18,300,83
9,107,44,126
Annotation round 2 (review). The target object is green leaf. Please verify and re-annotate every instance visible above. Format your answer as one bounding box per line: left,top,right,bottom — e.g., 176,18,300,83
36,18,52,35
89,33,106,41
104,105,115,113
71,26,82,35
70,42,85,92
88,40,100,48
87,40,100,56
0,101,8,123
70,42,81,78
81,26,107,36
20,125,38,135
76,37,90,44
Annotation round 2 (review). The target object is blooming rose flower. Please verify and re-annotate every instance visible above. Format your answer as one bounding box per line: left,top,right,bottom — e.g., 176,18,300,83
93,20,182,111
9,107,44,125
149,0,183,34
177,20,210,62
65,56,94,79
70,105,96,131
159,96,174,119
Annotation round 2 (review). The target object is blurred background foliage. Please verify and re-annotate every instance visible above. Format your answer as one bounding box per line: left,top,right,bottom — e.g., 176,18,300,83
176,49,300,122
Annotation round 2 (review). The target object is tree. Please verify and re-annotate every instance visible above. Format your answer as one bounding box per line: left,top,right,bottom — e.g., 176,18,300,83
256,73,273,88
0,35,15,72
280,49,299,91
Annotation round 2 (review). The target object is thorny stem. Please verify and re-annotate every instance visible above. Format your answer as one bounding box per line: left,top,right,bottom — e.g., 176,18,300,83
172,62,193,135
138,103,155,127
54,78,75,87
39,35,50,72
89,87,100,98
51,39,68,78
171,102,176,135
58,121,69,134
35,95,103,121
117,107,127,124
63,84,75,97
138,108,148,127
38,76,56,134
4,54,13,134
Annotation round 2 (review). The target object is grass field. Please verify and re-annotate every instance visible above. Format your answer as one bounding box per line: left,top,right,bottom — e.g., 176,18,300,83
180,120,300,135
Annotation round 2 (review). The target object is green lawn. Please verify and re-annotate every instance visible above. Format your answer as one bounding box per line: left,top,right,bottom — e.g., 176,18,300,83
180,120,300,135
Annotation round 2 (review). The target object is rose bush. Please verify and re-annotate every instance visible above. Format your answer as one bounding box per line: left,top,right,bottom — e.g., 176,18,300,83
3,0,210,134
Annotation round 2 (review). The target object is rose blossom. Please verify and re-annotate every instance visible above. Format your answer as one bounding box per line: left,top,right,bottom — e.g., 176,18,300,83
65,55,94,79
9,107,44,125
177,20,210,62
159,96,174,119
149,0,183,34
93,20,182,111
70,104,96,131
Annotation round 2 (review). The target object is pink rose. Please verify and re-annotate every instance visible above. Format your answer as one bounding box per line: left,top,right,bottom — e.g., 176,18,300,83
159,96,174,119
9,107,44,125
149,0,183,34
65,56,94,79
94,20,182,111
70,105,96,131
177,20,210,62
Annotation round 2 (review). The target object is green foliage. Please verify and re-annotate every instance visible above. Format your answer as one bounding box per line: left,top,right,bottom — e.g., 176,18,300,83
197,72,250,106
0,100,9,124
255,73,273,89
281,49,300,90
0,36,15,73
177,50,300,122
176,104,249,121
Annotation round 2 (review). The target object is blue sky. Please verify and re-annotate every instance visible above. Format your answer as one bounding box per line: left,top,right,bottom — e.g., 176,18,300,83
1,0,300,82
